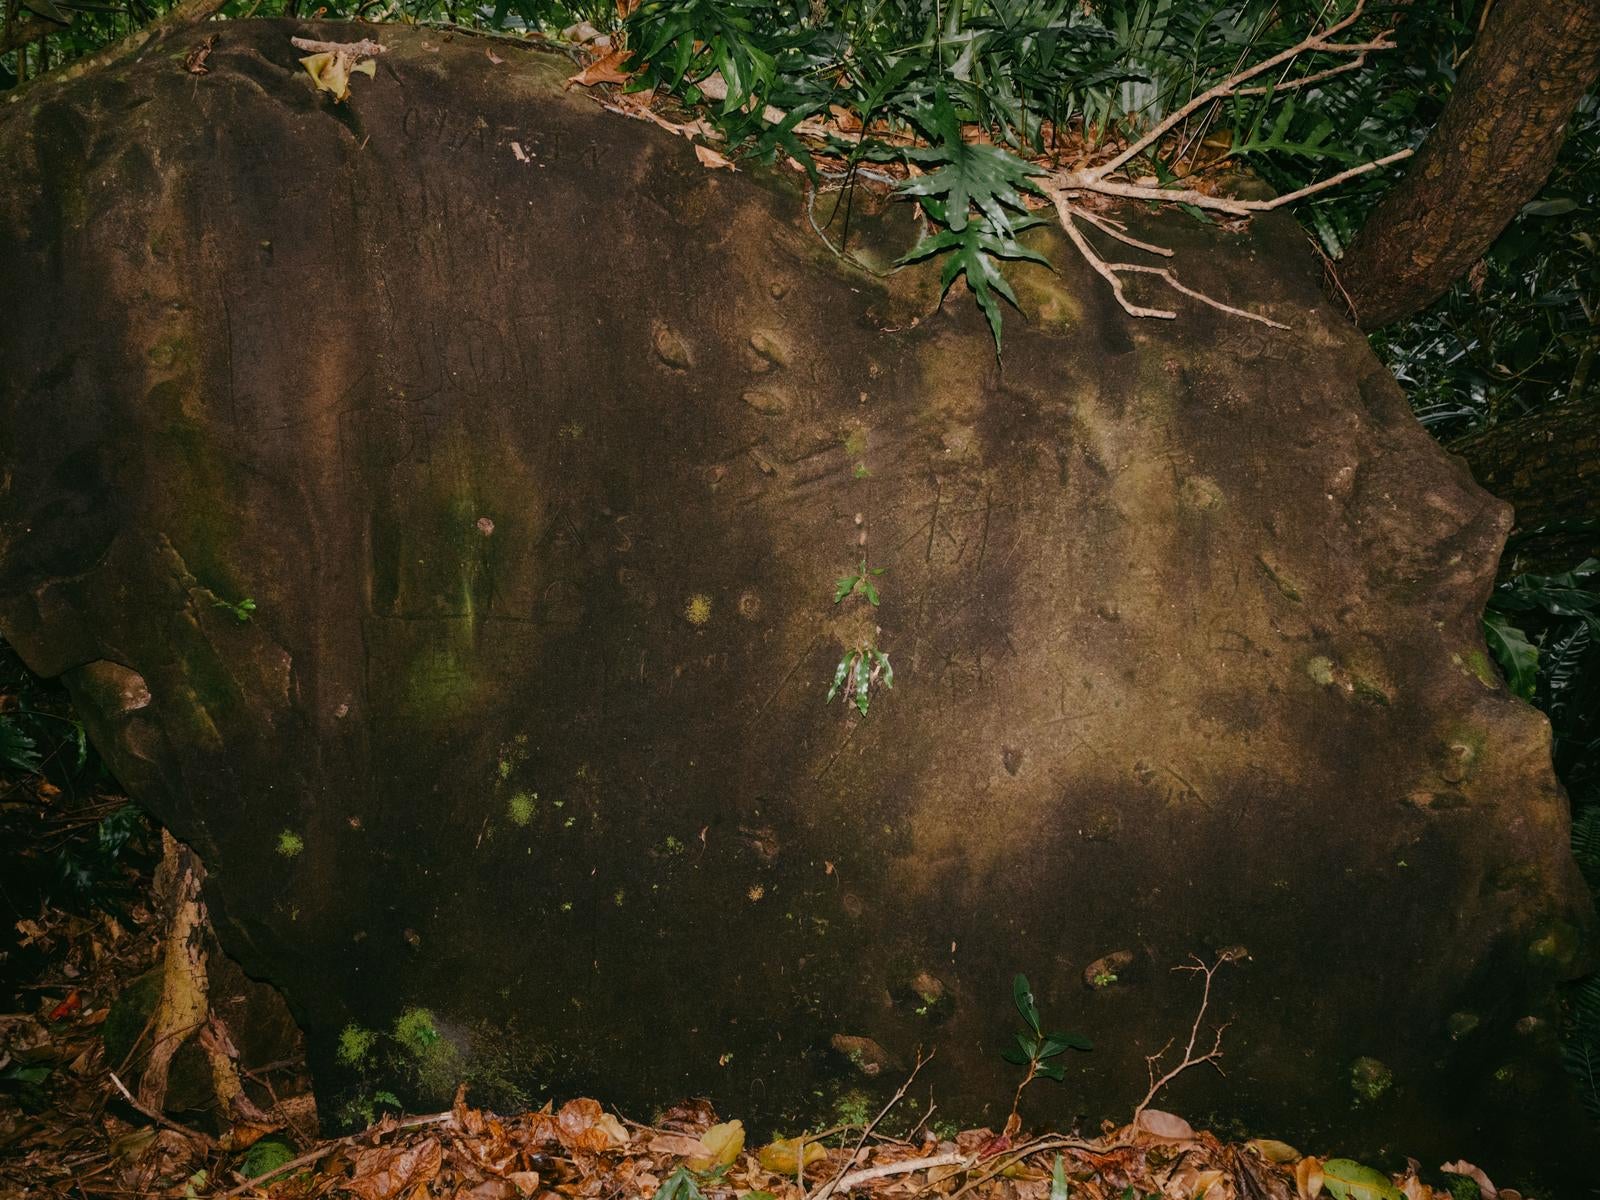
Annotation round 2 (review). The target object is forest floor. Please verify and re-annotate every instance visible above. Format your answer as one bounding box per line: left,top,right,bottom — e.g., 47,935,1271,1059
0,773,1505,1200
0,649,1505,1200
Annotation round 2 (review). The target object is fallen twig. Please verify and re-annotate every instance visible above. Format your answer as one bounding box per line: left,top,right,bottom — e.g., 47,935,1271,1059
220,1111,458,1198
106,1070,217,1150
808,1050,932,1200
1133,952,1235,1121
833,1151,972,1191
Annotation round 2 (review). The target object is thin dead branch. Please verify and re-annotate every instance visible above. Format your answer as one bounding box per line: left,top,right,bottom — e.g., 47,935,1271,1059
106,1070,217,1151
220,1111,459,1198
1093,0,1380,178
808,1050,933,1200
1133,953,1236,1121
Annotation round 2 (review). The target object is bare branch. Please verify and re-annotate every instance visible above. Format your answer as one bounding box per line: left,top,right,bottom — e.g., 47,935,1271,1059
1073,207,1175,257
1132,953,1236,1121
106,1071,217,1150
1053,146,1413,220
1046,189,1178,320
829,1151,972,1192
1056,173,1256,216
289,35,387,57
1246,147,1414,209
1235,53,1372,95
808,1050,933,1200
1093,0,1371,179
1117,265,1290,328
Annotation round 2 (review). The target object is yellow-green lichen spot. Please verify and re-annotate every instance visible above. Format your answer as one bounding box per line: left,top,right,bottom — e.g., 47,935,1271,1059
684,594,713,625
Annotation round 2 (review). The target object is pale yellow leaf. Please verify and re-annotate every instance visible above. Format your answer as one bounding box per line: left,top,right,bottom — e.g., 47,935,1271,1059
687,1120,744,1171
1247,1139,1301,1163
758,1136,827,1174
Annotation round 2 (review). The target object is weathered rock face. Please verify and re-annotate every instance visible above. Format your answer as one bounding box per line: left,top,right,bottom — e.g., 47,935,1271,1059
0,19,1593,1181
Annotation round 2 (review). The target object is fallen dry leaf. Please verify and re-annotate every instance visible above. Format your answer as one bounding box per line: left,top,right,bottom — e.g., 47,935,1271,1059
687,1119,744,1170
1247,1139,1300,1164
648,1133,708,1157
1296,1156,1325,1200
1136,1109,1197,1142
568,48,632,87
345,1137,442,1200
486,48,504,64
553,1098,629,1152
693,143,736,170
298,51,376,102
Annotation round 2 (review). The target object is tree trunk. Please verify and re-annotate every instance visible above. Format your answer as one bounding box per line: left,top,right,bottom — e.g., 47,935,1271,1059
1453,395,1600,573
1338,0,1600,330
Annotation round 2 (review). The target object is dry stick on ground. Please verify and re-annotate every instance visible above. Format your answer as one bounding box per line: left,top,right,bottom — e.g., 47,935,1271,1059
808,1050,934,1200
942,953,1241,1200
219,1111,460,1198
1132,952,1235,1122
107,1070,217,1151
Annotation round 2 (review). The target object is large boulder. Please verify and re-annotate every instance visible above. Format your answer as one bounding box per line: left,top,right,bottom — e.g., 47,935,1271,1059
0,19,1592,1183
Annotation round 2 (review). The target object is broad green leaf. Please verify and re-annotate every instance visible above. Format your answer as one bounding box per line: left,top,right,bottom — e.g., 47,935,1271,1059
1483,611,1538,700
898,219,1049,351
1012,973,1041,1033
826,653,854,703
901,88,1043,235
656,1166,707,1200
1050,1154,1070,1200
1041,1030,1093,1055
1321,1159,1402,1200
0,717,41,774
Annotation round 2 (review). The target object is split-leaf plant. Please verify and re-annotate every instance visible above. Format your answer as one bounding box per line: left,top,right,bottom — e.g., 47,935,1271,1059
609,0,1418,352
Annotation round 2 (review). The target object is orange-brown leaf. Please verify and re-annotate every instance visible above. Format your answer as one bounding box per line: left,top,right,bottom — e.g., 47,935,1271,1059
345,1138,443,1200
568,48,632,87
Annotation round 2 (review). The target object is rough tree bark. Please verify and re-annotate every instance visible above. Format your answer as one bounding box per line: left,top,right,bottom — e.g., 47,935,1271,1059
1339,0,1600,330
1453,395,1600,572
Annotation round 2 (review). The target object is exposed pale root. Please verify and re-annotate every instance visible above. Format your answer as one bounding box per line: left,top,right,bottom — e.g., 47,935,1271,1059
1072,206,1175,258
828,1151,973,1192
577,0,1410,334
1046,189,1287,329
1117,265,1290,329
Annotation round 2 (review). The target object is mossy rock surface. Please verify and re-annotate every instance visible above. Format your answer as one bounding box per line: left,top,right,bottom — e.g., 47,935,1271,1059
0,19,1594,1189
